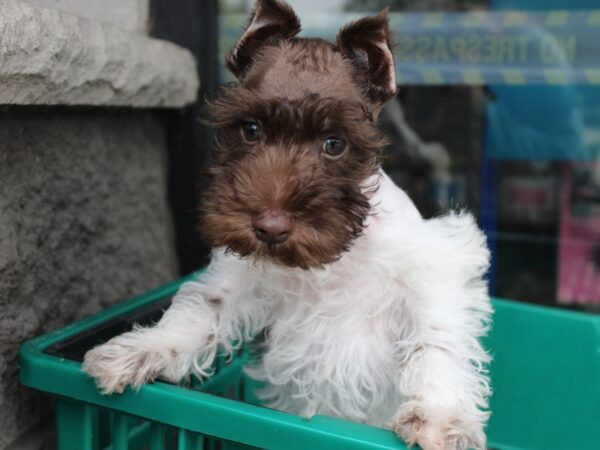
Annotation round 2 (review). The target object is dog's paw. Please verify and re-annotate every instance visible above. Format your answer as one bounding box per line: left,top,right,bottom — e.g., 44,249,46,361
82,334,165,395
393,404,485,450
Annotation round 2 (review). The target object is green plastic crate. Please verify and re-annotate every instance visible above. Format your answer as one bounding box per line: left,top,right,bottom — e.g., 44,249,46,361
20,275,600,450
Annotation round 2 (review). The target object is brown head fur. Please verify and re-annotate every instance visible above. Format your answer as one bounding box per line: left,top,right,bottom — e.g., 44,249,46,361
200,0,396,269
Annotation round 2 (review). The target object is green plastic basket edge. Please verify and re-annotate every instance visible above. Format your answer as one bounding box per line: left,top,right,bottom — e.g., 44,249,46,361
19,273,406,450
20,272,599,450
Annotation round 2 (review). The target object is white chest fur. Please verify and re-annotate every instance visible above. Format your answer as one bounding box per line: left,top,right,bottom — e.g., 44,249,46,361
248,265,405,425
235,172,427,425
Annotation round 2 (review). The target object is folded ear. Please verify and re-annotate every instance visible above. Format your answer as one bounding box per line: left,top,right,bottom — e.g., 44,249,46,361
226,0,301,79
337,9,396,103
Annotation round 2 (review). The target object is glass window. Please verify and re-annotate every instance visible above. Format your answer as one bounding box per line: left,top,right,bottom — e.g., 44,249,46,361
219,0,600,312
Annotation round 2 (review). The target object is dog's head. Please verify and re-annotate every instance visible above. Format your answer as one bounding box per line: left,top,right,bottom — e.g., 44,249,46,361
201,0,396,269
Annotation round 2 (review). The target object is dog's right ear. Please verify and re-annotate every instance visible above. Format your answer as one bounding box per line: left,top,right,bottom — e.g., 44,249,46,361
226,0,301,79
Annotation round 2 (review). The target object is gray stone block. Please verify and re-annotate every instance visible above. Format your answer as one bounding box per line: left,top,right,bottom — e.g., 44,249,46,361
0,108,178,447
22,0,150,33
0,0,199,107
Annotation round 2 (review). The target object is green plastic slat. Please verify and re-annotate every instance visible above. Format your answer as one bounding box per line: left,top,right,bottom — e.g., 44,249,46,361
127,422,153,450
56,399,97,450
103,421,152,450
150,423,166,450
113,414,129,450
98,410,113,449
177,429,199,450
222,438,262,450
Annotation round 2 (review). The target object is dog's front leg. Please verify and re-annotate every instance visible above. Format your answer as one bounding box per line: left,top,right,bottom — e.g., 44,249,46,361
387,214,491,450
83,252,264,394
392,342,489,450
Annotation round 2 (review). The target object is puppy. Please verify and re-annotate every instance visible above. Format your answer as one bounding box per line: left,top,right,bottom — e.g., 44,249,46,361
84,2,492,449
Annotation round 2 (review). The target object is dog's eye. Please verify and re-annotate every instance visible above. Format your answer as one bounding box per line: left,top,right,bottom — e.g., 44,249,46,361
241,121,261,142
322,137,346,158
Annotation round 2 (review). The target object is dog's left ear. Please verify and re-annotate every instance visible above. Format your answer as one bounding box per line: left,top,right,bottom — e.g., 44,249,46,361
226,0,301,79
337,8,396,104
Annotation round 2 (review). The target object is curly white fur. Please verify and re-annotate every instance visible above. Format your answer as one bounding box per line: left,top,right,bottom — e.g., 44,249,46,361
83,170,492,450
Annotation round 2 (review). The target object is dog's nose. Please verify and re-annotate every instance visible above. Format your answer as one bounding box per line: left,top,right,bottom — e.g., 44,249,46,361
253,211,293,244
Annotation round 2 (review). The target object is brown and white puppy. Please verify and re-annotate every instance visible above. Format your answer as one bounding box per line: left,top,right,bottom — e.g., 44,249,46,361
84,2,492,449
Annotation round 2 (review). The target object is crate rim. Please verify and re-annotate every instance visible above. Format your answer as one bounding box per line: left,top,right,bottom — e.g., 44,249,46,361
19,274,598,450
19,273,406,450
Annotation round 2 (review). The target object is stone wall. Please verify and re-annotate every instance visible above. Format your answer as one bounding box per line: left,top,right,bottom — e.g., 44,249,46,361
0,1,199,447
0,1,197,107
0,109,178,448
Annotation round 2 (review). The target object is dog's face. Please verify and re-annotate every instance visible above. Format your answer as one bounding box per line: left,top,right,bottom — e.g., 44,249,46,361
200,0,396,269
